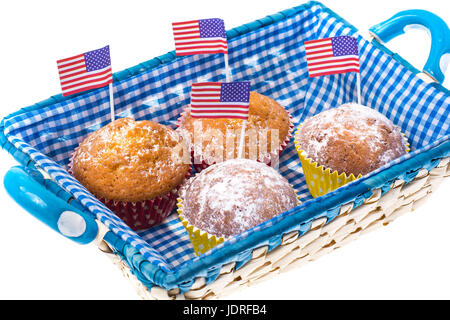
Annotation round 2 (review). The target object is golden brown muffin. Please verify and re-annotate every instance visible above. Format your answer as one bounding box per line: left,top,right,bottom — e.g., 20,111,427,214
177,91,292,164
295,103,408,176
71,117,190,202
180,159,298,238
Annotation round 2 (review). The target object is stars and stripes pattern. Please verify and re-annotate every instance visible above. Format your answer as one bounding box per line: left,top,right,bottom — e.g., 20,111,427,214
190,81,250,119
172,18,228,56
304,36,360,77
57,45,112,96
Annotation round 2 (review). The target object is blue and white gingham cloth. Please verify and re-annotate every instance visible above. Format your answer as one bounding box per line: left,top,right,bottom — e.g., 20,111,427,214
2,3,449,272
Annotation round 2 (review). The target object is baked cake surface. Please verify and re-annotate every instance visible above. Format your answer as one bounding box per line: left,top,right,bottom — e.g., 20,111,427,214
178,91,291,163
181,158,298,238
71,117,190,202
295,103,407,176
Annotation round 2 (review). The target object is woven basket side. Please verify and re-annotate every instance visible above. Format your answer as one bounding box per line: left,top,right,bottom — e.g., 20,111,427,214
99,156,449,299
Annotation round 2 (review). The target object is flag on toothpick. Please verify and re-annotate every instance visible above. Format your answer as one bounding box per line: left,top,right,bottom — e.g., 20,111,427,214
190,81,250,120
172,18,228,56
57,45,112,96
304,36,360,77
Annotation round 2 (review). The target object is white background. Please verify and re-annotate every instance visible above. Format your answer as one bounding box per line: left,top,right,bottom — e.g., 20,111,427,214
0,0,449,300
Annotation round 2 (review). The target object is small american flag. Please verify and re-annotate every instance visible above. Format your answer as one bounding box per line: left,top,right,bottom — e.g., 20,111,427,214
304,36,360,77
172,18,227,56
57,45,112,96
190,81,250,119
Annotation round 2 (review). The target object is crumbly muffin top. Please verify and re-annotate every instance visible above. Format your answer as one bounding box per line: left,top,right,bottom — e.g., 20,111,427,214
178,91,291,163
71,117,190,202
181,159,298,238
295,103,407,176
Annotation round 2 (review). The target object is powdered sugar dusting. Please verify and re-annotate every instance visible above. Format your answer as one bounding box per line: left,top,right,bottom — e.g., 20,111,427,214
295,103,408,175
181,159,298,237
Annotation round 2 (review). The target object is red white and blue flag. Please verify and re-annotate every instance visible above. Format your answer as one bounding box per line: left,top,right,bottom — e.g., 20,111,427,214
172,18,228,56
304,36,360,77
190,81,250,119
57,45,112,96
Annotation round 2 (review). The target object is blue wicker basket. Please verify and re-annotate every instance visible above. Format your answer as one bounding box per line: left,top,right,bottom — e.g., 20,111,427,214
1,1,449,299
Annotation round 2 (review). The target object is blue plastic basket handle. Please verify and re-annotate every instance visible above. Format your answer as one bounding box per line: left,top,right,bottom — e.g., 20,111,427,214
3,166,98,245
369,9,450,84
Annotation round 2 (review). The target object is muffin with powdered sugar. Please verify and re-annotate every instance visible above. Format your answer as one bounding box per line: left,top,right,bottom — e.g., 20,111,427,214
294,103,409,197
177,158,299,255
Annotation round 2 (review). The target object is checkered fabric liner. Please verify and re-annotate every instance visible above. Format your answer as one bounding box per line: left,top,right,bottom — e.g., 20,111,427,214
2,3,449,272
